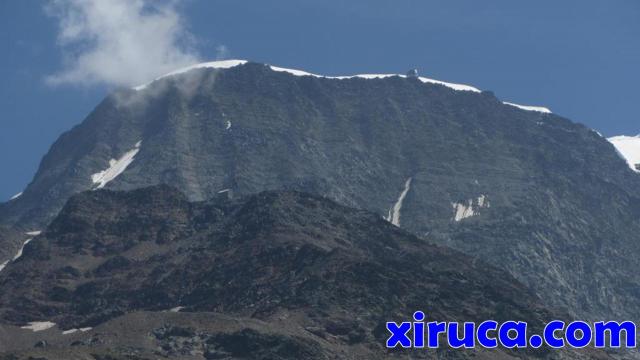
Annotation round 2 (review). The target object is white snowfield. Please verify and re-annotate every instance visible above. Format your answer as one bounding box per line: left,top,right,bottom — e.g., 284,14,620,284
503,102,552,114
21,321,56,332
25,230,42,236
608,135,640,173
91,141,142,189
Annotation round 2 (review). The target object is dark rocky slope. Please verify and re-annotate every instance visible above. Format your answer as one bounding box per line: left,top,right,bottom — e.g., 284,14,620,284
1,62,639,323
0,186,607,359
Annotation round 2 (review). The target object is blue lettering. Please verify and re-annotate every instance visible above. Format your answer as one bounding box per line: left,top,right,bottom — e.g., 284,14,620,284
544,321,565,348
413,311,425,348
428,321,446,348
476,320,498,348
498,321,528,348
386,322,411,348
566,321,592,348
594,321,636,348
447,322,476,348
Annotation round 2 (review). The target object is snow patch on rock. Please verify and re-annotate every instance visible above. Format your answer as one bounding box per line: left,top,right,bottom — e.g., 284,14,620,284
13,238,34,261
608,135,640,173
503,102,552,114
452,195,490,222
270,65,481,92
386,178,413,227
21,321,56,332
9,192,22,201
477,194,487,207
452,200,475,222
417,76,480,92
134,60,248,90
0,233,41,274
91,141,142,189
63,327,92,335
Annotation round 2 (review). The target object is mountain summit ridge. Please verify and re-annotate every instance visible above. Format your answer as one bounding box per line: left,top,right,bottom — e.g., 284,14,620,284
134,59,556,112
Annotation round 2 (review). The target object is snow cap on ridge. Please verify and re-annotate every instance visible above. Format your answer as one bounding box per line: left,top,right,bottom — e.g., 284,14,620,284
133,60,556,113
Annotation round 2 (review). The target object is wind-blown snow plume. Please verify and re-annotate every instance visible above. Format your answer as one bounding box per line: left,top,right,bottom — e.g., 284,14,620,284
45,0,201,87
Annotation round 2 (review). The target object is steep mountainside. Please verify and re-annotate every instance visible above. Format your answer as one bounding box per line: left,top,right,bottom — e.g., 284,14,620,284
1,61,640,323
0,186,607,359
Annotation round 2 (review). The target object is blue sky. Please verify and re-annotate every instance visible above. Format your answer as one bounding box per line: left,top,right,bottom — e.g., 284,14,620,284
1,0,639,200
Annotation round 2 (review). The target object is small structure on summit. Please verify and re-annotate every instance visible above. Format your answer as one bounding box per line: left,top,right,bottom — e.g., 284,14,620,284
406,69,419,78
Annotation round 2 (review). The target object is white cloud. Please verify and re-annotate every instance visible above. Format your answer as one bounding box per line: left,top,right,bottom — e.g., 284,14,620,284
45,0,201,87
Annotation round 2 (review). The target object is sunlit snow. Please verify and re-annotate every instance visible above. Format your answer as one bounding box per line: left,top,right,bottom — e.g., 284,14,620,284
21,321,56,332
385,178,412,227
133,59,482,93
270,65,481,92
452,195,489,222
9,192,22,200
0,233,41,274
91,141,142,189
13,238,33,261
452,200,475,222
477,194,486,207
63,327,91,335
134,60,248,90
608,135,640,173
132,60,562,119
503,102,552,114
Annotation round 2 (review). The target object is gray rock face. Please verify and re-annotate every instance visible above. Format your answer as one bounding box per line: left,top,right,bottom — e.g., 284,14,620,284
1,62,640,324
